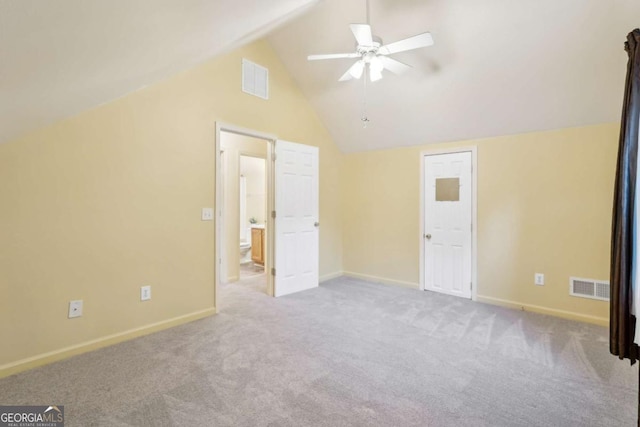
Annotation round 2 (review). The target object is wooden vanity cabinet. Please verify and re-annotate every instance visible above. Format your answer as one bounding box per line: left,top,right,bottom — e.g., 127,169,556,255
251,227,265,265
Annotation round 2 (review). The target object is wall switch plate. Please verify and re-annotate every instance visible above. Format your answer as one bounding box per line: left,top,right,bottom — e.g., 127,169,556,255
68,300,83,318
141,285,151,301
535,273,545,286
201,208,213,221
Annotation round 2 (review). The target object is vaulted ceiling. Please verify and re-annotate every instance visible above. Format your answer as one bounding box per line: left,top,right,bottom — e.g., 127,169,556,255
2,0,639,152
0,0,318,145
269,0,640,152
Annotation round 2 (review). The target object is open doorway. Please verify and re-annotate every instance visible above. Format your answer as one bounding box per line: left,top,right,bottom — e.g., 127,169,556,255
239,155,267,278
215,123,321,306
216,125,275,298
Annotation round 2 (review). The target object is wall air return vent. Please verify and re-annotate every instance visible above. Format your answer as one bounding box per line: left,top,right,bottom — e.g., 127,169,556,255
242,59,269,100
569,277,610,301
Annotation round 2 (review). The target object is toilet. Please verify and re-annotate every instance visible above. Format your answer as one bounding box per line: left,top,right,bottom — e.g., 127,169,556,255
240,228,252,264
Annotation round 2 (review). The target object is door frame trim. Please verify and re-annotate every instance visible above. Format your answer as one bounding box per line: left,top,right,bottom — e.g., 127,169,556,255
215,122,277,305
419,146,478,301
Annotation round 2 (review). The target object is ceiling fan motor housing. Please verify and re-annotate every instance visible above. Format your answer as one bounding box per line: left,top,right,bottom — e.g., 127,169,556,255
356,36,383,57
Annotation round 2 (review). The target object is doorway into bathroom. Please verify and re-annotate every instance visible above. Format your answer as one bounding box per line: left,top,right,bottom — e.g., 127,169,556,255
239,155,267,279
219,129,269,295
215,122,320,303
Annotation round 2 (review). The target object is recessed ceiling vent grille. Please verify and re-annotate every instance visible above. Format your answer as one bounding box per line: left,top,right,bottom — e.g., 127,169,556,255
242,59,269,100
569,277,610,301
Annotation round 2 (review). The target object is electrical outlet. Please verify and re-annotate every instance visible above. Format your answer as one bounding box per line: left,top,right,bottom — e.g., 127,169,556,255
141,285,151,301
201,208,213,221
68,300,83,318
535,273,545,286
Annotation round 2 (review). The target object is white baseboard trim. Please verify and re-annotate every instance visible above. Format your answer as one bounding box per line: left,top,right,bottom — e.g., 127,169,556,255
343,271,420,290
476,295,608,326
319,271,343,283
0,307,216,379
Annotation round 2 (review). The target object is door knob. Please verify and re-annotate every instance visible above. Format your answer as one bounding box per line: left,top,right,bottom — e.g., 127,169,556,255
314,222,320,227
424,234,432,239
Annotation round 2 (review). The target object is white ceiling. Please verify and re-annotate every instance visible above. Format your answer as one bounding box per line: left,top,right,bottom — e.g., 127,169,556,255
268,0,640,152
2,0,639,152
0,0,317,145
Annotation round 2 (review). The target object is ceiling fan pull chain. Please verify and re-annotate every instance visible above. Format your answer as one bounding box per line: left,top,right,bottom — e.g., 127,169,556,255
361,69,370,127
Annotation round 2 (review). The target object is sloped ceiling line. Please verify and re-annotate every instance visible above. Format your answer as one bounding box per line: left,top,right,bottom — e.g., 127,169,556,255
0,0,318,145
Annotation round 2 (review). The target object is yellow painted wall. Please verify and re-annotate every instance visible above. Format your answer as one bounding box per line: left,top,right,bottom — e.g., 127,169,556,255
342,123,617,324
220,132,268,282
0,39,343,375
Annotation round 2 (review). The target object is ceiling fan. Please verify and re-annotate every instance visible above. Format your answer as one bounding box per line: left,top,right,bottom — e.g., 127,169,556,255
307,2,434,82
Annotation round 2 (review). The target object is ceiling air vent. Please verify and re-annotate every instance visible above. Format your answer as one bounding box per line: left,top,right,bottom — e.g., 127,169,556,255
569,277,610,301
242,59,269,100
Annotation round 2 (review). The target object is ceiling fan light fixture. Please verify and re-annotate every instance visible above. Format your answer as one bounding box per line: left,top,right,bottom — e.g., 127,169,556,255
369,56,383,82
369,56,383,71
370,67,383,82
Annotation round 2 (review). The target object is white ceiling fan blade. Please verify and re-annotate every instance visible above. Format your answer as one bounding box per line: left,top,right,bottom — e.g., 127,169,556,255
339,61,364,81
307,53,360,61
378,32,434,55
338,69,354,82
377,56,412,75
350,23,373,46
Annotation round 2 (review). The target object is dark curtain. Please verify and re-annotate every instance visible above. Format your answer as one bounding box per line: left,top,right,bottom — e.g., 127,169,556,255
611,29,640,364
611,29,640,427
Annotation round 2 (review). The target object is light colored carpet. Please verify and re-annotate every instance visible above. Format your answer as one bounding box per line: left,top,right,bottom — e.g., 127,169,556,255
0,276,637,426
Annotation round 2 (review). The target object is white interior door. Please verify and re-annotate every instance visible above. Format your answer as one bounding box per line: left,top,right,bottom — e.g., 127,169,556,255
424,152,472,298
274,140,319,297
